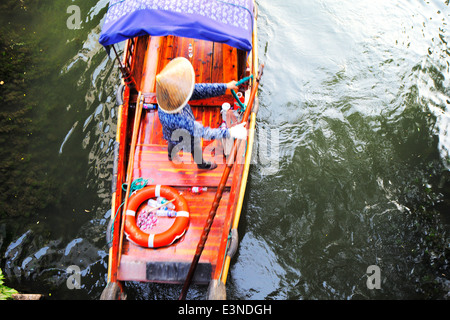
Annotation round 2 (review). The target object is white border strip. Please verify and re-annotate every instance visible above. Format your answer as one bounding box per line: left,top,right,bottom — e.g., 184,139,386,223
155,185,161,197
148,234,155,248
177,211,189,218
126,210,136,217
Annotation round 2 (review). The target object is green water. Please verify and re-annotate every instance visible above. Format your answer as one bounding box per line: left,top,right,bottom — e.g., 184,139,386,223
0,0,449,300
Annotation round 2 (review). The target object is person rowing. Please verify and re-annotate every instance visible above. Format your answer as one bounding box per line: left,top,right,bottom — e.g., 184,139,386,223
156,57,247,170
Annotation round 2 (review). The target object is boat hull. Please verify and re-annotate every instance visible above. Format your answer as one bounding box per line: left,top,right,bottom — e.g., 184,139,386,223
103,3,259,300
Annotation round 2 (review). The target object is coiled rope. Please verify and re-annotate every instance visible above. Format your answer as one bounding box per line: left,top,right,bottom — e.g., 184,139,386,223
108,178,152,245
232,75,253,113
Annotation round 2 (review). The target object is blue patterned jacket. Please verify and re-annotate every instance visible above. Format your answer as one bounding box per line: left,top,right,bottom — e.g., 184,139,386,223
158,83,230,145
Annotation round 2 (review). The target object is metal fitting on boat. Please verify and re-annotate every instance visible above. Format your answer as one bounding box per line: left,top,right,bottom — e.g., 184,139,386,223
227,228,239,259
116,83,125,106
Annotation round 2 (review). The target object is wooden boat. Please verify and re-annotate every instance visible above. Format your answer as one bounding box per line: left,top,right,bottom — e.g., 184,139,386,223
98,0,261,300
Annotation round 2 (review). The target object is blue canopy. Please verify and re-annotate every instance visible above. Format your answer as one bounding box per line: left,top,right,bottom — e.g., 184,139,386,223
99,0,254,52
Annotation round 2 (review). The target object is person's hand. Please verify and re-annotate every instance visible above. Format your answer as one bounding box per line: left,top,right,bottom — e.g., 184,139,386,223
228,122,247,140
226,80,239,91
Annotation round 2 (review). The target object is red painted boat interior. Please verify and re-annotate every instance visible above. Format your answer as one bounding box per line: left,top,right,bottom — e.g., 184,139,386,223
117,35,248,283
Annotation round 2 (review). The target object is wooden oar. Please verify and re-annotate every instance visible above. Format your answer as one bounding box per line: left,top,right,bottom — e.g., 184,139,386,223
179,65,264,300
117,92,144,267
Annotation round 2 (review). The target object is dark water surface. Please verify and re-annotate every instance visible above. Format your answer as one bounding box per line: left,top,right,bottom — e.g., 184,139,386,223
0,0,449,300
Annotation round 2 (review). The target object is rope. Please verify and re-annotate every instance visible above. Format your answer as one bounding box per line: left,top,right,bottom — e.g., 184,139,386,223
108,0,125,10
236,75,253,86
107,178,151,246
121,177,149,195
218,231,233,282
231,89,245,113
232,74,254,113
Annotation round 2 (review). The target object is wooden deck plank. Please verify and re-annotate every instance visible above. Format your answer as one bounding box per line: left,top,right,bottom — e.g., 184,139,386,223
135,106,224,145
211,42,223,83
158,35,175,73
133,36,150,91
194,39,214,83
133,158,234,188
134,36,237,107
222,44,238,83
141,36,162,93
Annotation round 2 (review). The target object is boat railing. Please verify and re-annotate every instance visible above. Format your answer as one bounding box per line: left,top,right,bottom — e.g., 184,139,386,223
123,37,135,76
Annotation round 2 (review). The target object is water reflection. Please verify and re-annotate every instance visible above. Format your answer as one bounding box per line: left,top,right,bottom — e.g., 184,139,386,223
240,0,449,299
1,0,115,299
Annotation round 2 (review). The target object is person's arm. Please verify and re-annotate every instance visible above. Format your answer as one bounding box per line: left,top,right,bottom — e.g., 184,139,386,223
193,121,229,140
193,121,247,140
190,81,238,100
188,81,244,140
160,107,230,140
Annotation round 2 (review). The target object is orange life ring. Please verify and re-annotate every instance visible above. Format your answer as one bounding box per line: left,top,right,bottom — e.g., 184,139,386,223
124,185,189,248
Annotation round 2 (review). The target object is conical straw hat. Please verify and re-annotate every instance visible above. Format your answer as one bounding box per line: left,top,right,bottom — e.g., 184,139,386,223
156,57,195,114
